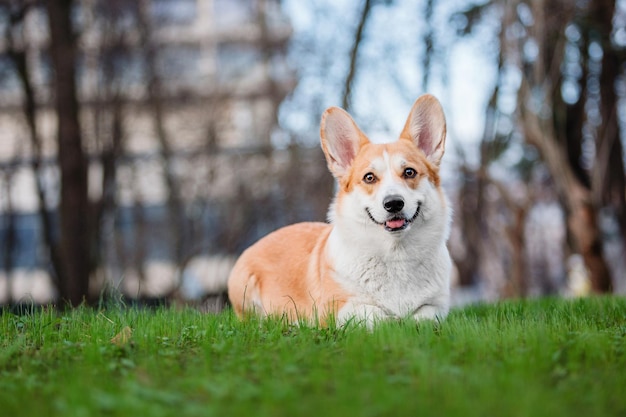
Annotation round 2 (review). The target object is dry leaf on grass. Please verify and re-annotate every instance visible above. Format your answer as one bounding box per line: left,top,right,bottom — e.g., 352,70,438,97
110,326,133,347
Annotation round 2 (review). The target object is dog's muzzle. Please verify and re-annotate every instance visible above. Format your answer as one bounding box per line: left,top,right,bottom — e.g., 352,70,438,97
366,200,422,232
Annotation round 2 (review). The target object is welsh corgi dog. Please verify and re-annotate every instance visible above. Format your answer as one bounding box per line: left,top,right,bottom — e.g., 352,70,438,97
228,94,452,327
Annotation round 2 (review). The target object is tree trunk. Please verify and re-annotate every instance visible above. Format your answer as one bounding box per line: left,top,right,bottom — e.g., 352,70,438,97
589,0,626,241
45,0,90,306
519,78,612,292
4,3,65,288
567,185,612,292
138,0,185,268
0,170,16,302
517,0,613,293
342,0,373,111
455,167,484,287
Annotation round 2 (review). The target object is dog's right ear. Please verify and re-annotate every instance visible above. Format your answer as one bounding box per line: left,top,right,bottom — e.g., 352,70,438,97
320,107,369,179
400,94,447,166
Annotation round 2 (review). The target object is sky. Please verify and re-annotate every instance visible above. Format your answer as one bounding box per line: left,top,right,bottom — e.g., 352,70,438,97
280,0,499,170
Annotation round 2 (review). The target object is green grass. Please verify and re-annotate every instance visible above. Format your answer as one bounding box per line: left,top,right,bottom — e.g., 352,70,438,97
1,297,625,417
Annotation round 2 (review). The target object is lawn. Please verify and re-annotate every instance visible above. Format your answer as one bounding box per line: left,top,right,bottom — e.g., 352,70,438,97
1,296,625,416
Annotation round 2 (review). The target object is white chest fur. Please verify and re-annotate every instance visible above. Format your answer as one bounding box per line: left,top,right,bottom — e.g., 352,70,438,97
327,220,452,325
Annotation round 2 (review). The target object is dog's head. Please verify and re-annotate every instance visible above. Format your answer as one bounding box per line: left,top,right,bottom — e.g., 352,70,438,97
320,94,448,241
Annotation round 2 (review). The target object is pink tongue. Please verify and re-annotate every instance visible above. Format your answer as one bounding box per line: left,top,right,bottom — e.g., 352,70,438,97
386,218,406,229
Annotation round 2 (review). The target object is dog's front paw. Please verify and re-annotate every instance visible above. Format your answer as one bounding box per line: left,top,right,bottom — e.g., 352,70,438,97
337,302,390,328
412,303,448,322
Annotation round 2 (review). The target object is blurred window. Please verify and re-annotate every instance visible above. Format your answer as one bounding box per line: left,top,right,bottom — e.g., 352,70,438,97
95,1,140,32
37,51,53,87
158,45,201,83
0,9,8,35
217,43,261,82
0,55,19,94
98,49,147,88
214,0,255,27
151,0,196,26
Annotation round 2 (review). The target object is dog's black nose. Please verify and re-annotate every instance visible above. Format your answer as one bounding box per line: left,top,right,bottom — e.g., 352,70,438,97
383,195,404,213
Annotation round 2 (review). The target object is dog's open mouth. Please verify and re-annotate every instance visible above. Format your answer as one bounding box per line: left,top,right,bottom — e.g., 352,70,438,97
366,203,422,232
385,217,408,232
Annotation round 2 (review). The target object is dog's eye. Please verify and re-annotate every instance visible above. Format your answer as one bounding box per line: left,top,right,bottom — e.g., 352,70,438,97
403,168,417,178
363,173,377,184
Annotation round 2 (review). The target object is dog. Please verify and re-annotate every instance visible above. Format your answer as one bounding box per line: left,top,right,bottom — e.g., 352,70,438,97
228,94,452,327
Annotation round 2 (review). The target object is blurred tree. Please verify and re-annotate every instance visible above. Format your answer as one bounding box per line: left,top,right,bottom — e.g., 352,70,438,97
0,168,16,296
588,0,626,244
342,0,373,111
517,0,619,292
137,0,185,270
457,0,624,292
45,0,91,305
1,0,64,289
89,0,134,290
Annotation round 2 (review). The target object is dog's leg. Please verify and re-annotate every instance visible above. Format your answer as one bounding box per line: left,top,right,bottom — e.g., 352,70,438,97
411,302,448,322
337,301,390,329
229,271,265,318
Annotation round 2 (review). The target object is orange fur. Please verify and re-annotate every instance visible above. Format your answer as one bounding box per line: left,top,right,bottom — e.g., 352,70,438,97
228,222,349,324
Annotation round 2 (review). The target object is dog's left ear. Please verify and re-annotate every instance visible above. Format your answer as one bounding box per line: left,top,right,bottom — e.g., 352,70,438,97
320,107,369,179
400,94,446,166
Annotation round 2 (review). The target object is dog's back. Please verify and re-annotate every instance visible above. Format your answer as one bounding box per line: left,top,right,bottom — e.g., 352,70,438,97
228,222,349,323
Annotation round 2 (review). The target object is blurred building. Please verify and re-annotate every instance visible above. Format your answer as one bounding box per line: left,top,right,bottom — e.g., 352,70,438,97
0,0,317,304
0,0,295,207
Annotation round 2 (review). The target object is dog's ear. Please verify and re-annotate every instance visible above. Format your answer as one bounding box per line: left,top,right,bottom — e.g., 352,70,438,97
400,94,446,166
320,107,369,178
